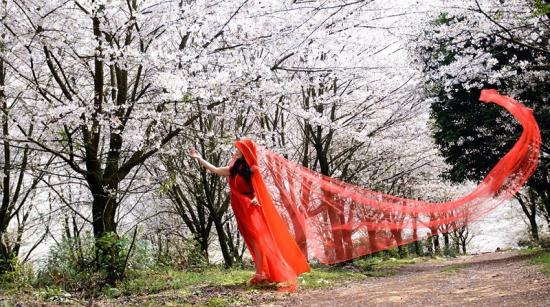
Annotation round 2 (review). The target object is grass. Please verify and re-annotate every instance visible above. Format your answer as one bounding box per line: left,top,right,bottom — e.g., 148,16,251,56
120,264,368,295
351,256,422,277
120,266,252,296
440,264,466,273
298,267,365,288
0,257,424,305
526,248,550,276
94,265,369,305
518,246,543,256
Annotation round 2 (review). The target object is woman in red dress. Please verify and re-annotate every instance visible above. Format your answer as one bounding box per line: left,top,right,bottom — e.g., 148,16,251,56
189,139,310,292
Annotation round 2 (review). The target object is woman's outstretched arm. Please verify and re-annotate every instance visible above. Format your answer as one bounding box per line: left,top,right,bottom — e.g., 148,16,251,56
189,149,230,176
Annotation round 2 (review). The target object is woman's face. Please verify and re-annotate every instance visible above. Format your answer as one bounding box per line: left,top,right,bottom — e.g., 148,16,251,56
232,148,243,160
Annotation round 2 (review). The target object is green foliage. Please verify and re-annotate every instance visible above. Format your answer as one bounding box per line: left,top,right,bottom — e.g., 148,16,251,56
159,173,177,194
444,246,458,258
37,233,97,291
96,232,127,281
528,249,550,276
0,259,35,290
179,238,209,269
0,249,16,274
182,92,193,103
398,245,410,258
126,237,157,271
36,231,156,294
520,234,550,250
353,257,383,272
420,11,550,194
518,246,542,256
433,12,451,26
37,286,72,302
384,247,400,259
431,89,521,183
103,286,122,298
534,0,550,16
155,237,209,270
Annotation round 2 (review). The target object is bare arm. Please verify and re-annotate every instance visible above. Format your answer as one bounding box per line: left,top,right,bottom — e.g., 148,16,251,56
189,149,230,176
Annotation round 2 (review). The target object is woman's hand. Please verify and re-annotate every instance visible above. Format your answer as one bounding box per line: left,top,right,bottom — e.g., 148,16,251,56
189,148,201,159
188,149,229,176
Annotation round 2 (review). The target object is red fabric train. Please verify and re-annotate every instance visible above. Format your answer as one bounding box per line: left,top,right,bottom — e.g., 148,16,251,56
252,89,541,264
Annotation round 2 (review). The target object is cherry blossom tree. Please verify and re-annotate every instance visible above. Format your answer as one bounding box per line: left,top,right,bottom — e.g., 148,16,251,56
0,0,476,279
412,0,550,242
1,0,268,281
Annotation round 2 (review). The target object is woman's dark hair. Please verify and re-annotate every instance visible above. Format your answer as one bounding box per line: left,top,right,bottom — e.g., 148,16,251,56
230,158,252,183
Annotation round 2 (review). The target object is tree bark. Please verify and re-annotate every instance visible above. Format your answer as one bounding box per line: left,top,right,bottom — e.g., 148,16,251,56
213,218,233,267
517,191,540,242
443,233,450,255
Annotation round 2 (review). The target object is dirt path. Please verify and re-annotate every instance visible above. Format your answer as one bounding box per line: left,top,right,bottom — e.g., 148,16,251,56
4,250,547,306
272,250,550,306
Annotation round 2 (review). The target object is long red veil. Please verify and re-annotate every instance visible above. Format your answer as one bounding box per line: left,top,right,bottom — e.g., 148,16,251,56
257,89,541,264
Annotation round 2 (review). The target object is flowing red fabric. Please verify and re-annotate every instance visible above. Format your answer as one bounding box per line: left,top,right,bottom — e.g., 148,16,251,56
251,89,541,264
231,139,310,292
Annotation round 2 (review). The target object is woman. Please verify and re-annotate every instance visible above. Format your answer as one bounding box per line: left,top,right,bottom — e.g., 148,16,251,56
189,139,310,292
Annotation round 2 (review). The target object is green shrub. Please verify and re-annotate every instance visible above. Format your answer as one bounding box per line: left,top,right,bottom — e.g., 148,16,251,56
37,286,72,302
36,231,157,294
353,257,383,271
37,232,100,291
539,236,550,249
36,230,210,296
0,258,35,290
155,237,209,271
384,247,400,259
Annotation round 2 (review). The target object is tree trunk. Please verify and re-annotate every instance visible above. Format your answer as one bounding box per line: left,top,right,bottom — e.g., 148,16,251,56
317,143,353,261
0,58,18,275
414,241,422,256
225,223,244,264
433,234,441,254
426,237,433,255
0,58,12,275
92,192,118,239
0,242,14,274
91,190,123,284
443,233,450,255
213,219,234,267
517,192,540,242
411,214,422,256
529,214,540,242
392,229,407,258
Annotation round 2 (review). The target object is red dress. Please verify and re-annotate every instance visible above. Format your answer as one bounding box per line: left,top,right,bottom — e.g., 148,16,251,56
228,164,306,291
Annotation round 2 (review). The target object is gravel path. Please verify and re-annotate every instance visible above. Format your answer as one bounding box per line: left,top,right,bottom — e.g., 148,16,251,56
271,251,550,306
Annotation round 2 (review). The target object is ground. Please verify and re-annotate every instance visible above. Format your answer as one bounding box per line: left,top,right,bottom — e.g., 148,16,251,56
1,250,549,306
275,250,550,306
